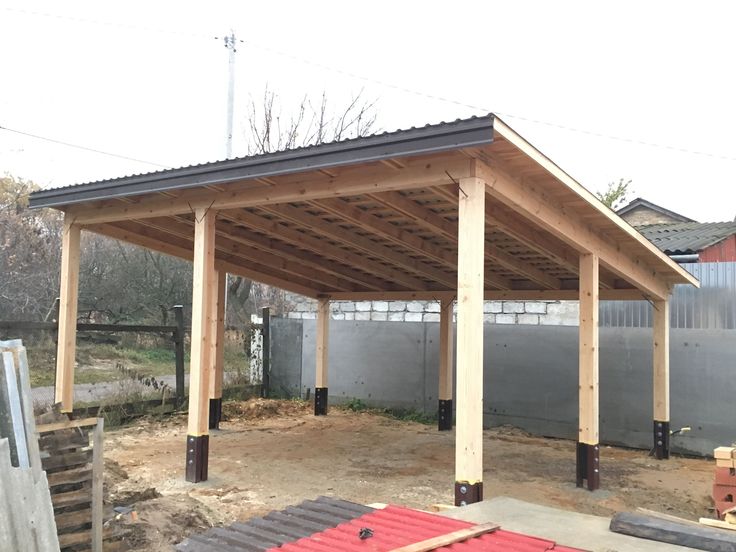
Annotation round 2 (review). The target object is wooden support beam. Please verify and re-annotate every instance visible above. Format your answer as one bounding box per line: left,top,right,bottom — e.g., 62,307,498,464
208,268,226,430
370,191,559,289
261,204,433,290
438,297,454,431
577,253,600,491
141,216,360,292
55,217,81,412
69,155,475,225
314,298,329,416
653,298,670,459
220,209,416,291
454,176,485,506
314,197,511,290
327,288,646,302
476,160,670,300
186,208,216,483
85,221,321,298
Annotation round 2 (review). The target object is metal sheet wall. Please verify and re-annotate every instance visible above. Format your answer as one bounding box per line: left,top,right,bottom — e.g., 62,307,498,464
600,262,736,329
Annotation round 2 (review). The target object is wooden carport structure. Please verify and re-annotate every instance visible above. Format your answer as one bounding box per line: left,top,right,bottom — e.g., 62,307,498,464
29,114,698,504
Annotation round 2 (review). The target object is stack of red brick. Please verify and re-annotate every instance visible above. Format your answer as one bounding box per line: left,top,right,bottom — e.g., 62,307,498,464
714,446,736,519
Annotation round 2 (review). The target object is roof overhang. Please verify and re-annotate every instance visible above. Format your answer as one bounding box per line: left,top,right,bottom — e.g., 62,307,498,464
29,114,698,300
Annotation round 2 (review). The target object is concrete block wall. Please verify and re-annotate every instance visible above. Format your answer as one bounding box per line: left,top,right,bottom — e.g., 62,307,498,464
284,295,580,326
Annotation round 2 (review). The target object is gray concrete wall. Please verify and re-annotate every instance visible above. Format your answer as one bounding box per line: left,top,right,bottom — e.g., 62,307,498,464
271,318,736,456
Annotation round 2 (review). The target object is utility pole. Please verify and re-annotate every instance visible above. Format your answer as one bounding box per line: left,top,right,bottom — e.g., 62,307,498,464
223,30,236,160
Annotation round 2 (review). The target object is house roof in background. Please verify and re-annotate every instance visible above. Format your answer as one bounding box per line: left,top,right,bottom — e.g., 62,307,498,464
616,197,696,223
638,221,736,255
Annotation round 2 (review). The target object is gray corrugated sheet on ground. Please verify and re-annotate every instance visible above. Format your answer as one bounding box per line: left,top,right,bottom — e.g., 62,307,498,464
638,221,736,254
175,496,374,551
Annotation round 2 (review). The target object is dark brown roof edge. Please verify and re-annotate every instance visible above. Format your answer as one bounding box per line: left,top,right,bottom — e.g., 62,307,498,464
29,114,495,209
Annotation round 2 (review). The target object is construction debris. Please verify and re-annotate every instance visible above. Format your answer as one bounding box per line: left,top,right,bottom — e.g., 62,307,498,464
0,340,60,551
714,446,736,519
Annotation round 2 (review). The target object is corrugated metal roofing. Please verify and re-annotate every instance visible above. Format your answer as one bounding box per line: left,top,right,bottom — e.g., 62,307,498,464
175,496,374,551
274,505,583,552
28,115,495,209
638,221,736,255
177,497,582,551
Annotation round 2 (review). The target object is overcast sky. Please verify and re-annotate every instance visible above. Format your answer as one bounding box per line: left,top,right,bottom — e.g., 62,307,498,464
1,1,735,222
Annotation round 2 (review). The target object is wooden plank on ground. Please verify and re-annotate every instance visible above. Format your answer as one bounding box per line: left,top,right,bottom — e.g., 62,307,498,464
699,518,736,532
51,487,92,509
55,508,92,531
611,511,736,551
37,417,99,434
42,448,91,471
46,466,92,487
389,522,499,552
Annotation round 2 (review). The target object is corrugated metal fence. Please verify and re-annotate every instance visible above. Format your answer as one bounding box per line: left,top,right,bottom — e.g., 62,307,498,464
601,262,736,329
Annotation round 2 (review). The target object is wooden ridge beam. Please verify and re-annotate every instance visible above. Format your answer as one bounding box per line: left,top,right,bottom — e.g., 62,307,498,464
85,222,320,298
220,210,418,292
476,160,671,300
260,204,440,290
67,156,474,225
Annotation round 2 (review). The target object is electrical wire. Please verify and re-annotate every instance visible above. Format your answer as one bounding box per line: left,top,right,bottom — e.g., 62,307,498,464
4,5,736,163
0,125,171,168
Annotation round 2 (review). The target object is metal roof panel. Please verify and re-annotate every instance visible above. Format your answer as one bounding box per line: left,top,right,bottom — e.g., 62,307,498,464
638,222,736,255
28,115,495,209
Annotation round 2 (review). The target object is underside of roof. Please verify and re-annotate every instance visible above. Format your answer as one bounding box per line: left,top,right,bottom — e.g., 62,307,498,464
28,114,699,300
638,221,736,255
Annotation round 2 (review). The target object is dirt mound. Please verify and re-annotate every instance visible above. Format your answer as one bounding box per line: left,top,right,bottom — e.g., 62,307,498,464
223,398,310,421
115,495,217,551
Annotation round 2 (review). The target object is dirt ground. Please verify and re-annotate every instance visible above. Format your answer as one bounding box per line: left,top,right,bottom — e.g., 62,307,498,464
103,399,715,551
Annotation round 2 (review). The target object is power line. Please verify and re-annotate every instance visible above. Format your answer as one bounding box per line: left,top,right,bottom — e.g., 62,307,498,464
4,5,736,163
0,125,170,168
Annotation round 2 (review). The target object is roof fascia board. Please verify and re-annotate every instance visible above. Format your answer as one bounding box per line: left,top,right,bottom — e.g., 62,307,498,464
29,116,495,209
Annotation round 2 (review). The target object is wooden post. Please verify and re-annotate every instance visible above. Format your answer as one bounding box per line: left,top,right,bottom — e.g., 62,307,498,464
314,298,329,415
454,176,485,506
55,217,81,412
173,305,185,407
438,297,454,431
208,269,226,430
261,307,271,398
653,298,670,459
576,253,600,491
185,208,216,483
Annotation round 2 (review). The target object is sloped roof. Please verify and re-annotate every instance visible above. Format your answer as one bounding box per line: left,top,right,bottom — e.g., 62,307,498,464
616,198,695,223
638,221,736,255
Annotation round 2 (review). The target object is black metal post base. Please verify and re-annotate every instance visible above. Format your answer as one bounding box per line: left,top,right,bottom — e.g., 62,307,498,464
314,387,328,416
654,420,670,460
209,398,222,430
455,481,483,506
438,399,453,431
185,434,209,483
576,442,600,491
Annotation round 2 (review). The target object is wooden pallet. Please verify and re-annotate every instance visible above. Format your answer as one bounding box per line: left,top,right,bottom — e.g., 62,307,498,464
37,411,109,551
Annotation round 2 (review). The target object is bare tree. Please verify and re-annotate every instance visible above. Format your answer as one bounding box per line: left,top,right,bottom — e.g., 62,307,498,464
228,88,380,323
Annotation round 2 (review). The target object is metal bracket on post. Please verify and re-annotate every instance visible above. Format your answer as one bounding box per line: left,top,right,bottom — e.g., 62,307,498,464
654,420,670,460
576,442,600,491
314,387,328,416
209,398,222,430
185,435,209,483
454,481,483,506
438,399,453,431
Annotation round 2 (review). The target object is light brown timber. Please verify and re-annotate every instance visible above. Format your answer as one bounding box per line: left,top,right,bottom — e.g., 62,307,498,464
579,253,599,445
653,299,670,421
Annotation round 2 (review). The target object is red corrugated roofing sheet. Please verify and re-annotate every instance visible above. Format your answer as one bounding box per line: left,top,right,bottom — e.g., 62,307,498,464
269,505,584,552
